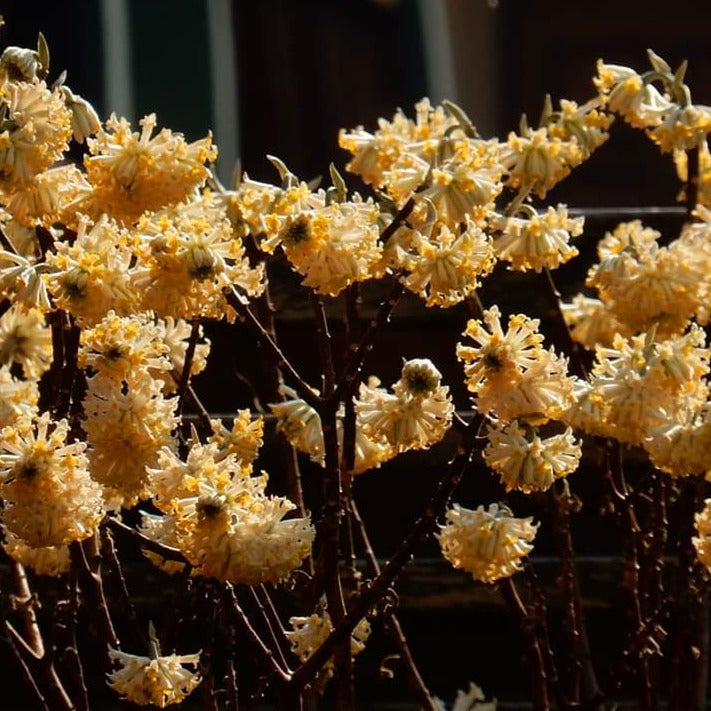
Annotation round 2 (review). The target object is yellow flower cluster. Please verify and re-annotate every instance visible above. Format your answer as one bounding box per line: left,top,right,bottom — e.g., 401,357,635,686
438,503,538,584
483,420,581,494
286,607,371,682
82,113,217,225
595,53,711,154
564,327,709,450
355,358,454,455
143,430,314,585
107,647,201,708
0,413,104,547
457,306,574,424
493,205,583,273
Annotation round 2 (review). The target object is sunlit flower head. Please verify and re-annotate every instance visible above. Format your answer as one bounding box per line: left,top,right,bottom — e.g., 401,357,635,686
493,205,583,272
439,503,538,583
107,647,201,708
3,531,70,577
79,310,170,381
83,113,217,225
0,304,51,379
594,61,672,128
0,80,72,188
356,359,453,452
0,413,105,547
483,420,582,493
502,127,581,199
400,217,496,307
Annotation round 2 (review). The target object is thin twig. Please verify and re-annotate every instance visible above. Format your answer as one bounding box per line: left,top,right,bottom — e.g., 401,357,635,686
223,286,320,409
350,498,440,711
291,414,483,691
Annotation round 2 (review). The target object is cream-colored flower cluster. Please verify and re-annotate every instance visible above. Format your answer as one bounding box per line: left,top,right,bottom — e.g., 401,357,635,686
595,51,711,154
140,420,314,585
439,503,538,584
271,359,453,475
0,413,104,547
564,219,708,345
286,607,371,683
107,647,201,708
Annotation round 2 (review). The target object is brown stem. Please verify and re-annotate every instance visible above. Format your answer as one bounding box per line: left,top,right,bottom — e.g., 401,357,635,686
333,280,404,404
550,482,600,706
311,292,336,397
350,498,440,711
686,144,700,218
99,527,143,648
499,576,550,711
290,414,482,691
542,267,588,379
2,623,50,711
224,285,320,409
177,318,201,418
250,585,292,672
225,585,290,682
69,533,119,651
11,560,45,657
380,197,415,243
105,517,187,563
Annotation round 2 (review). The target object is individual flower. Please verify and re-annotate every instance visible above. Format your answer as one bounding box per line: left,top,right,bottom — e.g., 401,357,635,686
438,503,538,583
107,647,201,708
0,304,52,379
0,413,105,547
270,387,325,464
483,420,582,493
82,113,217,225
60,86,101,144
355,359,454,453
400,217,496,307
493,205,583,272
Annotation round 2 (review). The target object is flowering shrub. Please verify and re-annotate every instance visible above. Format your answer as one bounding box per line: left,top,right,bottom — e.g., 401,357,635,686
1,19,711,711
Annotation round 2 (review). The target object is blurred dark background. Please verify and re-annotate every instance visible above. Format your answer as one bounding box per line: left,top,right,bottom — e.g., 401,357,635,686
1,1,709,708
